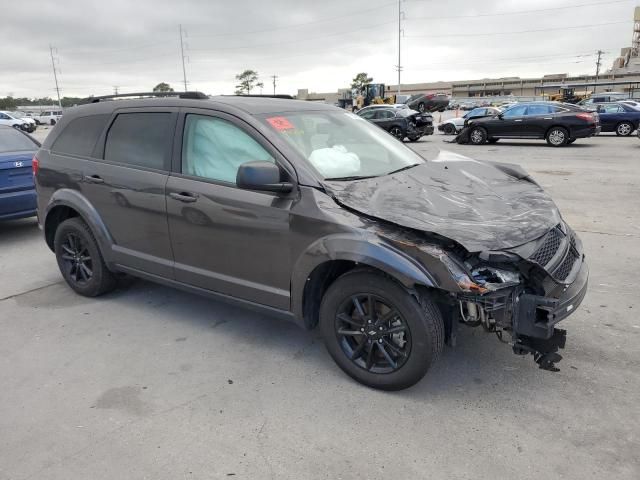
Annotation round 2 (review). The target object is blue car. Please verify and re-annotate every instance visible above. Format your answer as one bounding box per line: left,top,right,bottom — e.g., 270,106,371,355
595,102,640,136
0,125,40,220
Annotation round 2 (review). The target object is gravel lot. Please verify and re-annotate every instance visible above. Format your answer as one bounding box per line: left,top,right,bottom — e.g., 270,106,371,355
1,120,639,479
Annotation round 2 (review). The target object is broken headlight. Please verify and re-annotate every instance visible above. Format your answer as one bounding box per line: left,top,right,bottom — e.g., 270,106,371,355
471,266,520,291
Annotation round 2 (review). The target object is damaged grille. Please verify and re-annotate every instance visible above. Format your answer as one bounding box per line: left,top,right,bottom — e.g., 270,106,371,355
531,226,562,266
553,247,579,281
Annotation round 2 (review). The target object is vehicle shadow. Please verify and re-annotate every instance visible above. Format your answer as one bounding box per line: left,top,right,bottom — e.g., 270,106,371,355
0,217,39,240
107,279,548,395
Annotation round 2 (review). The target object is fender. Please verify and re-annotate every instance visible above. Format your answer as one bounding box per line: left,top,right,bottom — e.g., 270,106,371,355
290,233,438,322
44,188,115,263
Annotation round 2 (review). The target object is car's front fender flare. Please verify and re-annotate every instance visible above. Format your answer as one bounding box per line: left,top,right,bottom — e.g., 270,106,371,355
290,233,438,324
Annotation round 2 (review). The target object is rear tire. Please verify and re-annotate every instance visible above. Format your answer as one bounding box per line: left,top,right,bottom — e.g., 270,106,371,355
469,127,487,145
319,270,444,391
54,218,117,297
50,119,56,126
546,126,569,147
615,121,634,136
389,126,404,140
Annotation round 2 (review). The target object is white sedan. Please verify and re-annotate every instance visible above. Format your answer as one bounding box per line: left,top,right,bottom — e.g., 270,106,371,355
437,107,501,135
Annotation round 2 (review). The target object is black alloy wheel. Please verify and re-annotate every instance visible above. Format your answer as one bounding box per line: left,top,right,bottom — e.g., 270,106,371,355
389,126,404,140
418,102,426,113
335,293,412,374
54,218,117,296
59,232,93,285
319,270,444,390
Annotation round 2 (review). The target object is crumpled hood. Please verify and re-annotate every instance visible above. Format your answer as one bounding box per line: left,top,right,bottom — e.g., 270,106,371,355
326,151,562,252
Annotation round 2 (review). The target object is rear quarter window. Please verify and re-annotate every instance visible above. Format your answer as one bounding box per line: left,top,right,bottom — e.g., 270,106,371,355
51,114,109,157
104,112,173,170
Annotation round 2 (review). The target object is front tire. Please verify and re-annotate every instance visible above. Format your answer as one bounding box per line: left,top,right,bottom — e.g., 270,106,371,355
319,271,444,391
54,218,117,297
469,126,487,145
442,123,456,135
546,126,569,147
616,121,634,136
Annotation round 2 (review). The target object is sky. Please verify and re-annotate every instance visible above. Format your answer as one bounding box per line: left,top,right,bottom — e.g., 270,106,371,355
0,0,638,98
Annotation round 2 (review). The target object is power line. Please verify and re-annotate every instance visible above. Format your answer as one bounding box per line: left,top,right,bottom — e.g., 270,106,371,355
189,0,397,38
189,20,395,52
407,20,632,38
406,0,634,21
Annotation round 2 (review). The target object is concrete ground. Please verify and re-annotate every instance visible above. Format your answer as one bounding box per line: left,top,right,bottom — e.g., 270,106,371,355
1,124,639,479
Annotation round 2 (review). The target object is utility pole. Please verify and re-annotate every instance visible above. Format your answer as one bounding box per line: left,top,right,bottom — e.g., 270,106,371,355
594,50,604,94
49,45,62,109
395,0,404,97
113,86,119,95
271,75,278,95
179,24,188,92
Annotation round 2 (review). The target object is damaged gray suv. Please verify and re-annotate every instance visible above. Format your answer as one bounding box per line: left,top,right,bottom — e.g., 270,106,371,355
35,92,588,390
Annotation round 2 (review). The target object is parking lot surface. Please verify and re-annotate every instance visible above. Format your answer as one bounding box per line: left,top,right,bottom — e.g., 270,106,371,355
1,126,639,479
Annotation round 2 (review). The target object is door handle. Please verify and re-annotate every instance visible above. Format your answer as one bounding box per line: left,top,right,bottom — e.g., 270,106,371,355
514,119,523,122
84,175,104,184
544,117,553,120
169,192,198,203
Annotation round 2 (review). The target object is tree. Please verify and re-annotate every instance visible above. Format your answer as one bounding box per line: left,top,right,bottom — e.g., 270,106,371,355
350,72,373,94
234,70,263,95
153,82,174,93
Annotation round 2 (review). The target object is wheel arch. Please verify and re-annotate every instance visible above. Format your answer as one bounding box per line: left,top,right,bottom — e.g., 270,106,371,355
291,234,438,329
44,189,114,261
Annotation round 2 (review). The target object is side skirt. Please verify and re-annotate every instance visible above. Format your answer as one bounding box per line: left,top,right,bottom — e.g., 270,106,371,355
115,264,301,327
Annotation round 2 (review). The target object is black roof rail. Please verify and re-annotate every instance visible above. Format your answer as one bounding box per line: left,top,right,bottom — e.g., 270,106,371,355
223,94,295,100
81,91,209,104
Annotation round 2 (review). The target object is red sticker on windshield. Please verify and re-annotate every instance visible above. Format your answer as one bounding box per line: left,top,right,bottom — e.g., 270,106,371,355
266,116,294,131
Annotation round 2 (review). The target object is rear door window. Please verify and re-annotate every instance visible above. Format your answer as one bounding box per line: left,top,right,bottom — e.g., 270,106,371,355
51,114,109,157
104,112,174,170
526,105,551,116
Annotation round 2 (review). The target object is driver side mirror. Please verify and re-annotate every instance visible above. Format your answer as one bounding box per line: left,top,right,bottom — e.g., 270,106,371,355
236,161,293,194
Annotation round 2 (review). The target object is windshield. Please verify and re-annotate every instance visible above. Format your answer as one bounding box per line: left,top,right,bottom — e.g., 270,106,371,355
260,111,425,179
12,112,25,118
0,128,37,153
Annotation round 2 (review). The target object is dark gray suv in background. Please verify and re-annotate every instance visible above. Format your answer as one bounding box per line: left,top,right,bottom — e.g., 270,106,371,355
35,92,588,390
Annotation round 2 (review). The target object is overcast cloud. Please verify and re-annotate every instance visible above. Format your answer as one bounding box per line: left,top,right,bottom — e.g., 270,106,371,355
0,0,637,98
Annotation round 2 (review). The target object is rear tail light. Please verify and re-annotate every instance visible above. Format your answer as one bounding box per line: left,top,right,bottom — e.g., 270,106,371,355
32,156,39,176
576,112,594,122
